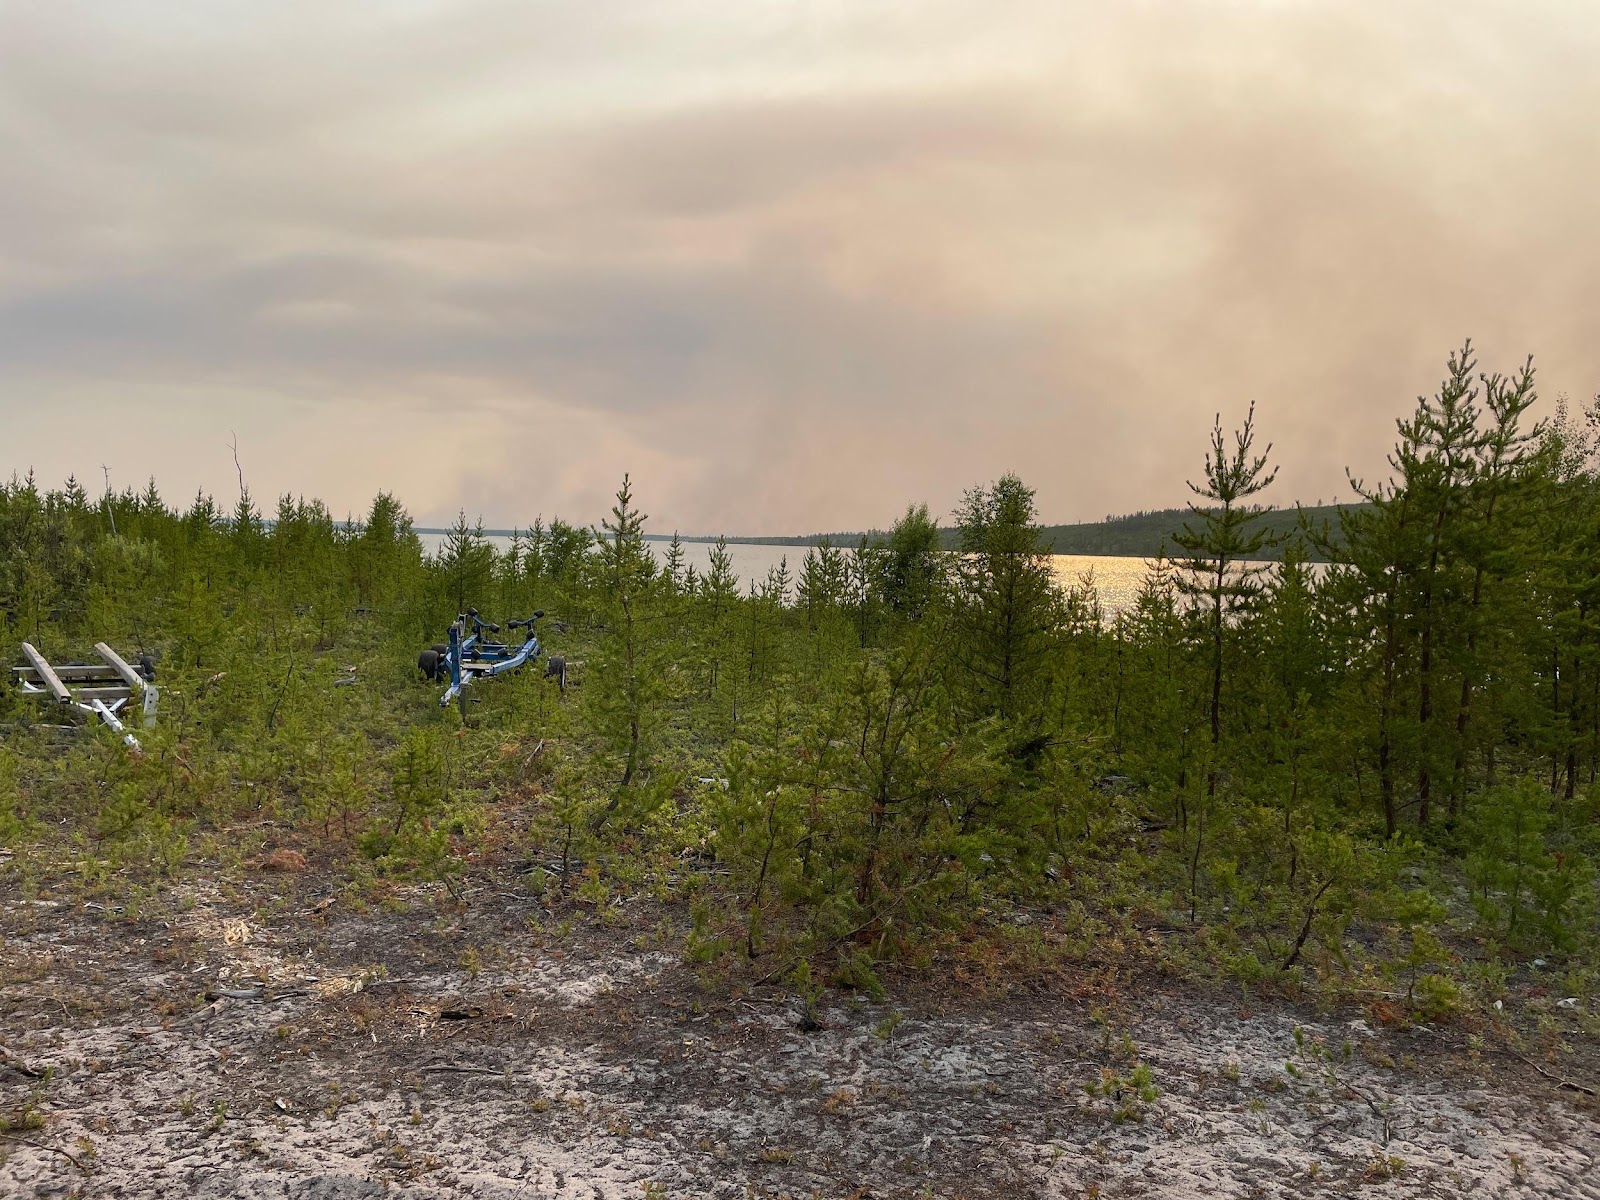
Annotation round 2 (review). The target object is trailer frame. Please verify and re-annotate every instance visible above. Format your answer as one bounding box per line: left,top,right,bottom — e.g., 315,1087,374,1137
433,609,545,717
14,641,157,750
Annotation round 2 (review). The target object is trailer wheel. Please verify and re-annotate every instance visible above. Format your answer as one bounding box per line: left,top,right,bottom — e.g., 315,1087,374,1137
431,643,448,655
418,648,440,681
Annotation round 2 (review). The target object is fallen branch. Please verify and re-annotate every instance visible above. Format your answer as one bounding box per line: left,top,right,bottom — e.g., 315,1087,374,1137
172,999,226,1026
0,1132,90,1173
1509,1051,1598,1098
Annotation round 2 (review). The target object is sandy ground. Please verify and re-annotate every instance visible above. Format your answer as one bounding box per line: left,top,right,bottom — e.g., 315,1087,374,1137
2,877,1597,1199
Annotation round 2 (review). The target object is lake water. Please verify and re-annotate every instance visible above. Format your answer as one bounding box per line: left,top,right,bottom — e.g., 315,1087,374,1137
417,533,1160,617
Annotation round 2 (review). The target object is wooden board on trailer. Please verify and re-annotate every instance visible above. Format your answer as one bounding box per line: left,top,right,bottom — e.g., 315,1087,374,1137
94,643,146,691
19,643,71,704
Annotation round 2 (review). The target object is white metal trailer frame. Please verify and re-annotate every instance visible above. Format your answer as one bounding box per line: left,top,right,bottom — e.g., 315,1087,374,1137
14,641,157,750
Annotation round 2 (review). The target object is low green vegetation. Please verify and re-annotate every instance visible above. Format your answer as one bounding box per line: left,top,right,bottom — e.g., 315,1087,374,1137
1,341,1597,1009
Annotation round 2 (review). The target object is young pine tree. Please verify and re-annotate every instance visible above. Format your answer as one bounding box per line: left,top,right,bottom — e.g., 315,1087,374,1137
1171,403,1280,798
1335,435,1425,839
1447,357,1540,811
587,475,670,829
1399,344,1484,825
1170,405,1278,921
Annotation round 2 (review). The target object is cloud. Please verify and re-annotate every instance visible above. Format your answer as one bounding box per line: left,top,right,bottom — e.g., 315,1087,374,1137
2,1,1598,532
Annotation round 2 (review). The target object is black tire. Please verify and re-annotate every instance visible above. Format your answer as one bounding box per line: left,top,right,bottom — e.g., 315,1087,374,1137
431,643,448,655
418,648,440,681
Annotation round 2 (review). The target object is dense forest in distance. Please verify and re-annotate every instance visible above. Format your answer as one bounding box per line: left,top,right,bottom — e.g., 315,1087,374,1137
1032,503,1351,560
2,341,1599,1012
419,504,1355,562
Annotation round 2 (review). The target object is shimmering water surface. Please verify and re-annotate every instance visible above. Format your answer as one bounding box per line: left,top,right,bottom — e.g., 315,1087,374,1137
417,533,1159,616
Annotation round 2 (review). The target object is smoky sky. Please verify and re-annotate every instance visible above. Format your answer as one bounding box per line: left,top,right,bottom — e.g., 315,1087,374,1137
2,1,1598,533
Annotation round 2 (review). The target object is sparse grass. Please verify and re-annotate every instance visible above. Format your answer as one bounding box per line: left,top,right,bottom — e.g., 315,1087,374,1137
1363,1152,1406,1181
821,1088,856,1114
0,1102,45,1134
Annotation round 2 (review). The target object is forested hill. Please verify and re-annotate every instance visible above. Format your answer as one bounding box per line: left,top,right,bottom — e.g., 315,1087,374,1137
628,503,1357,560
1033,503,1354,560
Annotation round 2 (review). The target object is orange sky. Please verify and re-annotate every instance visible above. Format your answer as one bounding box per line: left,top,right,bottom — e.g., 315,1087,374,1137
3,1,1597,532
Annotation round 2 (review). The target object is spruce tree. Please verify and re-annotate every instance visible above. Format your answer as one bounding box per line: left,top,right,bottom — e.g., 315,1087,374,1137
700,535,739,696
881,503,943,620
952,474,1059,725
847,536,882,648
437,510,495,618
663,531,687,595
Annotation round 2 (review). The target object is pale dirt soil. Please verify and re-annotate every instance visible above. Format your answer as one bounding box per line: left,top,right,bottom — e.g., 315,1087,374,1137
2,865,1597,1199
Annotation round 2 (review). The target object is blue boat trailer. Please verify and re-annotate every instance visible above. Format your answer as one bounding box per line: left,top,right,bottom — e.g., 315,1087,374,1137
425,608,546,714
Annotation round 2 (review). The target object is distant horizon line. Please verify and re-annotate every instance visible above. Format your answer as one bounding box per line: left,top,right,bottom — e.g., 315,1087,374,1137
406,499,1357,546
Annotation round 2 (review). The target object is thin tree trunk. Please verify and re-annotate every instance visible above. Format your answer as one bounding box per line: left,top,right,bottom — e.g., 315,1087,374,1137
1589,668,1599,786
1417,595,1435,826
1378,589,1400,839
1188,804,1205,924
748,792,781,957
621,717,639,788
1282,877,1337,971
1551,642,1562,794
1416,491,1454,827
857,795,887,908
1451,673,1473,816
1567,651,1582,801
1449,556,1490,815
1207,556,1225,801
